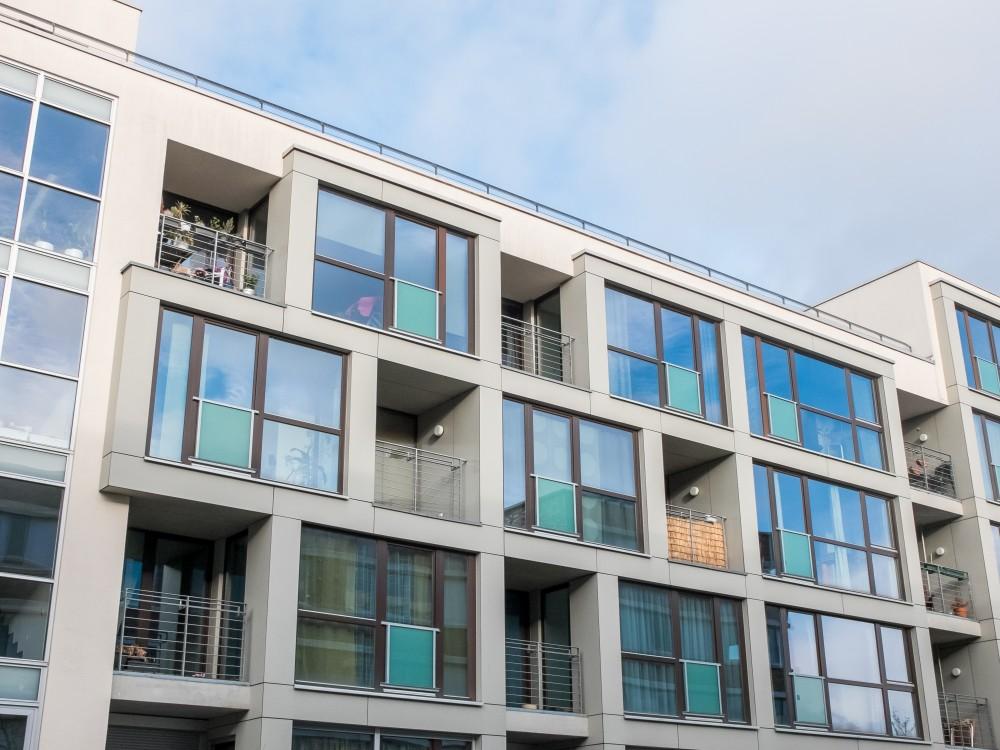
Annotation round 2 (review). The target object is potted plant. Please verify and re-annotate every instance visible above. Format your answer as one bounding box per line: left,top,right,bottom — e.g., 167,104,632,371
242,273,259,296
166,201,193,249
951,598,969,617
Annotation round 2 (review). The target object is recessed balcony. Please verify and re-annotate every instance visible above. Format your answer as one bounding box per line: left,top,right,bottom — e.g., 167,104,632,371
665,504,727,569
922,563,974,619
940,693,995,749
906,442,957,498
500,316,574,384
374,440,468,521
505,637,582,713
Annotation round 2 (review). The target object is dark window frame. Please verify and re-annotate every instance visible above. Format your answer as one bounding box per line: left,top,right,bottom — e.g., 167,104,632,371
605,284,727,424
146,307,347,494
956,306,1000,394
312,187,476,353
974,411,1000,501
291,725,474,750
295,526,476,700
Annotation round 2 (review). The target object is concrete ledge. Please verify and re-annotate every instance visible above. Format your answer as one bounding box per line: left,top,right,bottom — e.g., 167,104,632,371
505,708,590,739
110,672,251,718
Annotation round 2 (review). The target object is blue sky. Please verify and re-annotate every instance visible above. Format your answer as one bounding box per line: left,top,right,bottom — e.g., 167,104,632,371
136,1,1000,301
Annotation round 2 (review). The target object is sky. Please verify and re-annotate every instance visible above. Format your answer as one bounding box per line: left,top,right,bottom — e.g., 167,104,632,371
136,1,1000,302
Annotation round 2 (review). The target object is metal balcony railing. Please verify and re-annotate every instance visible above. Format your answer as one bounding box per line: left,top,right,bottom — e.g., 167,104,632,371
155,214,269,297
115,588,246,681
374,440,472,522
500,316,574,384
922,563,974,618
505,638,582,713
906,442,957,498
665,504,728,569
940,693,995,749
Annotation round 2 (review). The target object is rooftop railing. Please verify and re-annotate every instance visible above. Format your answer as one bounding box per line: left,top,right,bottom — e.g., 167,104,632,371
940,693,995,749
115,588,246,681
155,214,269,297
505,638,582,714
922,563,974,619
500,316,574,384
906,442,957,498
374,440,472,522
665,504,728,569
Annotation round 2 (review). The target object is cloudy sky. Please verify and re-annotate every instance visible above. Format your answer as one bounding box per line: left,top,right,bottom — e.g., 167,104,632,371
136,1,1000,302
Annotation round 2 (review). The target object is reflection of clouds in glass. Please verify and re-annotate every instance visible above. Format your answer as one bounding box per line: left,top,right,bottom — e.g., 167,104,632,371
0,92,31,172
2,280,86,376
260,421,339,491
829,683,886,735
19,183,99,257
0,366,75,448
0,174,22,240
265,340,342,427
29,105,108,195
200,325,255,407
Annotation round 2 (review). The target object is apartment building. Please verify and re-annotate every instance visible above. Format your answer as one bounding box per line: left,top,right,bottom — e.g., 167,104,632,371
0,1,998,749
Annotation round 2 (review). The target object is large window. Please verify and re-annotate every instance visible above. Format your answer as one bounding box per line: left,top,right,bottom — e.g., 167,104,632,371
312,189,473,352
292,727,472,750
753,464,900,598
295,526,474,698
619,582,747,722
767,607,920,738
742,333,885,469
503,399,640,550
956,307,1000,397
605,287,725,423
974,413,1000,502
148,310,345,493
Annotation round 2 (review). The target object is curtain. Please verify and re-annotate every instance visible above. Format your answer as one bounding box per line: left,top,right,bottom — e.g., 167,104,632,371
619,582,671,656
622,658,676,715
719,599,745,721
386,546,433,626
679,594,714,662
298,528,375,618
442,554,469,697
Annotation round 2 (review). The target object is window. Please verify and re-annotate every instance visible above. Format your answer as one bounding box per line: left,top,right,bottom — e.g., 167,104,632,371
503,398,640,550
295,526,474,698
753,464,900,598
312,189,473,352
956,307,1000,397
767,607,920,738
742,333,885,469
148,310,345,493
605,287,725,423
619,581,747,722
992,525,1000,580
291,727,472,750
975,413,1000,502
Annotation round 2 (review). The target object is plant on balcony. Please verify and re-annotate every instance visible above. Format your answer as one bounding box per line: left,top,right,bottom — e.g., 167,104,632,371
242,272,258,295
165,200,194,249
952,598,969,617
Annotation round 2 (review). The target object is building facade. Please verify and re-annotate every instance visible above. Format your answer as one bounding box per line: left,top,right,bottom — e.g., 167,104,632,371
0,2,999,749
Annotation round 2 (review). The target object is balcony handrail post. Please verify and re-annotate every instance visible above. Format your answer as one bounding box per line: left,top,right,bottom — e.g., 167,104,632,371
116,589,128,672
534,640,544,710
412,446,420,513
180,594,189,677
919,443,930,492
687,506,695,564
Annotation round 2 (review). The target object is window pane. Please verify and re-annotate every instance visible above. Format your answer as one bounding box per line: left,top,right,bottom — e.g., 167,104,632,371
502,400,526,528
15,247,90,290
532,411,571,481
968,315,993,361
19,182,99,258
608,350,659,406
315,191,385,272
795,353,850,417
622,657,676,715
292,729,373,750
743,334,763,434
678,595,715,662
0,62,35,95
619,582,672,656
298,528,375,617
581,491,637,550
394,217,436,288
0,664,39,701
579,420,634,496
699,320,724,424
394,279,438,339
605,288,656,357
41,79,111,121
200,324,255,408
978,360,1000,398
0,365,75,448
814,542,869,593
829,683,886,735
719,599,745,722
196,402,251,468
0,577,50,660
385,622,435,689
851,373,878,423
313,261,385,327
767,394,799,443
793,674,828,725
386,546,433,626
265,340,342,428
666,363,702,415
260,421,340,492
295,617,373,687
442,554,469,697
684,661,722,715
0,442,65,482
872,554,901,599
866,496,894,548
0,92,31,171
382,739,431,750
807,479,864,545
0,173,20,240
761,342,792,399
2,279,86,376
0,716,25,750
780,532,812,580
786,611,819,675
0,476,60,577
29,105,108,195
766,606,789,725
536,477,576,534
881,627,910,683
661,308,694,368
889,690,919,738
857,427,884,469
774,472,805,532
754,465,777,575
444,233,469,352
821,615,879,682
801,410,855,462
958,311,977,387
149,311,192,461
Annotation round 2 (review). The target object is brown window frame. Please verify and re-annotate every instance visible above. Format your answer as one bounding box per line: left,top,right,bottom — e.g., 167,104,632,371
295,526,476,700
974,411,1000,502
146,308,347,494
312,187,476,353
956,306,1000,393
291,726,474,750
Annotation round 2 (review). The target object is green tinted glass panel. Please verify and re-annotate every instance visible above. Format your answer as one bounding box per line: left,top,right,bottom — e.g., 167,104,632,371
977,357,1000,395
793,674,828,725
767,394,799,442
780,530,814,578
386,623,435,689
197,402,251,467
666,363,702,415
395,280,438,339
683,661,721,715
536,477,576,533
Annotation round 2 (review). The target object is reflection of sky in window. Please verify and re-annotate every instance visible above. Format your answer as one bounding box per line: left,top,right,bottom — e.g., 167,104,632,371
661,308,694,368
579,420,634,496
2,279,86,376
18,183,99,256
0,92,31,172
29,106,108,195
315,190,385,272
200,325,255,407
264,340,341,428
393,217,436,288
605,288,655,357
0,366,75,448
0,173,20,240
532,411,571,481
821,615,879,682
795,353,849,416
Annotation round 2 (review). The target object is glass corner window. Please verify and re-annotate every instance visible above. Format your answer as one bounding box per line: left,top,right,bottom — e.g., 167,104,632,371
957,307,1000,396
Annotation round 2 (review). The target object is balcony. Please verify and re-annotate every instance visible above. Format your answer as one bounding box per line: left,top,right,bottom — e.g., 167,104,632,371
115,589,246,682
505,638,582,713
906,442,957,498
374,440,470,522
155,214,269,297
941,693,996,749
666,504,728,568
922,563,974,619
501,316,574,384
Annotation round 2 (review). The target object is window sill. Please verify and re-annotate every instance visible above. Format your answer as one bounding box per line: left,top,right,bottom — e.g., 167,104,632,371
749,432,896,478
760,573,910,606
503,526,649,557
775,726,928,744
310,309,480,360
373,502,482,527
608,393,733,430
624,714,755,730
293,682,481,706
